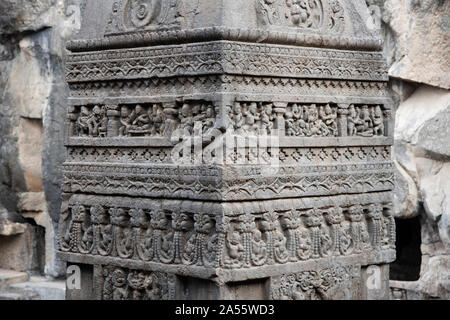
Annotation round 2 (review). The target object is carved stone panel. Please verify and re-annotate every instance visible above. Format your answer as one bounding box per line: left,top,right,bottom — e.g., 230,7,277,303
60,0,395,300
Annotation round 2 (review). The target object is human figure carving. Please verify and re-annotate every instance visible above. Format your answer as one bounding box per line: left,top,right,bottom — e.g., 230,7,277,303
86,105,107,137
232,102,244,134
129,104,151,134
77,106,91,136
119,105,132,136
356,105,374,136
371,105,384,136
319,104,338,136
180,103,194,136
260,103,274,135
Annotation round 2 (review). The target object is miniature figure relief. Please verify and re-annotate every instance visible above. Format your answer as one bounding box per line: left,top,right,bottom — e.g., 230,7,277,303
272,265,359,300
69,101,218,139
102,266,175,300
228,102,387,137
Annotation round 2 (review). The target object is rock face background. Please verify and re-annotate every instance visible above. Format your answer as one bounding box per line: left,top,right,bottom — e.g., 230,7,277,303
366,0,449,299
0,0,84,277
0,0,448,298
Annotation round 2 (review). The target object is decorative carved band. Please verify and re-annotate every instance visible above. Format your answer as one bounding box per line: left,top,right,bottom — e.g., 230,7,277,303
67,27,382,53
65,41,388,82
67,100,391,140
58,193,395,272
61,162,394,200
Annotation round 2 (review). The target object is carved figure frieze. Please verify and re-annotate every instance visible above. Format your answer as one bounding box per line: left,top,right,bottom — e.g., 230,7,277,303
258,0,324,29
58,196,396,270
61,0,394,301
284,103,337,137
73,105,108,138
68,101,217,139
347,104,386,137
228,102,389,137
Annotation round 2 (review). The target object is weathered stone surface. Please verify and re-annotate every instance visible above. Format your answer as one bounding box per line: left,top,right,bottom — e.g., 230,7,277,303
390,255,450,300
392,160,419,219
416,107,450,160
395,85,450,157
0,0,82,278
387,23,449,298
415,158,449,223
0,269,29,291
17,192,46,213
377,0,450,89
394,85,450,248
0,224,44,273
0,220,27,236
7,276,66,300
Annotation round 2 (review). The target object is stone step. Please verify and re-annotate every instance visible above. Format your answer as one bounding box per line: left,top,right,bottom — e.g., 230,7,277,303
0,292,25,300
0,269,29,291
6,276,66,300
0,291,38,300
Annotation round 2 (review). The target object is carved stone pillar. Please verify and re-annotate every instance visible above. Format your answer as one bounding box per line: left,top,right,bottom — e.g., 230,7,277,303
58,0,396,300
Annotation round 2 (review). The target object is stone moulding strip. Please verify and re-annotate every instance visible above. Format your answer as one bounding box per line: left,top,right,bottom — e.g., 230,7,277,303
61,167,394,200
66,27,383,53
65,41,388,83
64,137,394,148
67,78,391,100
65,191,393,213
67,96,393,107
56,250,395,283
61,162,394,178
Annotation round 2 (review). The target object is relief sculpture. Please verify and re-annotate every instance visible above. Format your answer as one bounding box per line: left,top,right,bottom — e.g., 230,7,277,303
61,0,394,301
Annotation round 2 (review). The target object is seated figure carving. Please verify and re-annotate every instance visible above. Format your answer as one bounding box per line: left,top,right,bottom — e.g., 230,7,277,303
356,105,374,137
78,105,107,137
371,105,385,136
128,104,152,136
119,106,132,136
